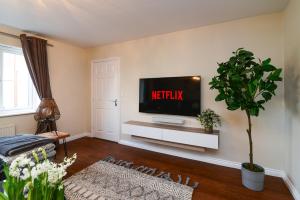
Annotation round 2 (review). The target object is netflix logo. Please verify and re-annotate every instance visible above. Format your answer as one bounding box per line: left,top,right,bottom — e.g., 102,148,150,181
152,90,183,101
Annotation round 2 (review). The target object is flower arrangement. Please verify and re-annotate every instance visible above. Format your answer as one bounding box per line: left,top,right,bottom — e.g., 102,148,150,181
197,109,221,133
0,148,76,200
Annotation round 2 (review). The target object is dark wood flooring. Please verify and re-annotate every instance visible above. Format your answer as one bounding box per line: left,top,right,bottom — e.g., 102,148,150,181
55,137,293,200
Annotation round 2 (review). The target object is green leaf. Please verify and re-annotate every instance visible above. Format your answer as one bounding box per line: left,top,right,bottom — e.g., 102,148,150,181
217,63,227,74
258,104,265,110
267,68,282,81
262,92,272,101
227,101,240,110
0,193,8,200
248,80,258,96
215,93,226,101
258,80,266,91
238,49,254,57
263,64,276,72
249,107,259,116
265,82,277,94
231,74,241,82
257,100,265,104
262,58,271,65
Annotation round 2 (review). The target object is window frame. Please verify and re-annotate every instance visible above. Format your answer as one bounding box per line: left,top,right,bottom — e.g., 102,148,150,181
0,44,39,117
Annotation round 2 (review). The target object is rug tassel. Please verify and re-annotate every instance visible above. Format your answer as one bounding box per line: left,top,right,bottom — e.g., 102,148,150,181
101,156,199,189
155,171,165,177
119,161,129,167
115,160,123,165
135,166,145,171
177,175,182,184
191,182,199,189
102,156,114,162
185,176,190,185
141,167,150,173
162,173,173,182
144,168,157,175
124,162,133,168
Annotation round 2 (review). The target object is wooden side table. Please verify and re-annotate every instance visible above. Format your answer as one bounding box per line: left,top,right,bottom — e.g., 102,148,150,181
39,131,70,156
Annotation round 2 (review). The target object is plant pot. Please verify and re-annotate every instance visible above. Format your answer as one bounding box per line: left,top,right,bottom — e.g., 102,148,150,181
241,163,265,191
204,127,213,133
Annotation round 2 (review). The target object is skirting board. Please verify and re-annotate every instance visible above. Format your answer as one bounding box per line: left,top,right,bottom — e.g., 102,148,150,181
118,139,299,200
283,173,300,200
118,139,282,176
59,132,91,144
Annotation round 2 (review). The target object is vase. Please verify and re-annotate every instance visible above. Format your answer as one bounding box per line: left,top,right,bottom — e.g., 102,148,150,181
241,163,265,191
204,127,213,133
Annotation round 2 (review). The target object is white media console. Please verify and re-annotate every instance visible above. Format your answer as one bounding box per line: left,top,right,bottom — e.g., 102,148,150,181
122,121,219,152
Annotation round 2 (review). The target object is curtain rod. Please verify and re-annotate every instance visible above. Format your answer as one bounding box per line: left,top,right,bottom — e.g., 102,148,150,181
0,31,54,47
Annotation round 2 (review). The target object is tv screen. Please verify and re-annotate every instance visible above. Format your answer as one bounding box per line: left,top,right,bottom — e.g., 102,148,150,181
139,76,201,116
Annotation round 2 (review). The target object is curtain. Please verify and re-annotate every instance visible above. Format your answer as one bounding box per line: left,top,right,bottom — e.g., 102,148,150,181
20,34,57,133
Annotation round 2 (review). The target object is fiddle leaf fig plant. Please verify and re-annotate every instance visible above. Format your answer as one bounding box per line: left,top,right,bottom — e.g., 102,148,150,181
209,48,282,171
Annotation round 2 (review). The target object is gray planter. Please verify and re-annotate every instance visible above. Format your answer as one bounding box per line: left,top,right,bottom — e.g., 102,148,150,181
241,163,265,191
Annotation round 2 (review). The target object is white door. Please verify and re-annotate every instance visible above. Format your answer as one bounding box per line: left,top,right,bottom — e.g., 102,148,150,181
91,58,120,142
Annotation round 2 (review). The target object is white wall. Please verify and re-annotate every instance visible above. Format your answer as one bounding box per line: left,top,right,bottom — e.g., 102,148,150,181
284,0,300,193
89,13,286,170
0,24,90,135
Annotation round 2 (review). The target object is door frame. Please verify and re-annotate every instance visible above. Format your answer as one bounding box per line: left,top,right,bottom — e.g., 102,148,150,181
91,57,121,142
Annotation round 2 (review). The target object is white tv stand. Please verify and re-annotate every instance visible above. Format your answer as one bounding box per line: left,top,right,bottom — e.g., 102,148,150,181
122,121,219,152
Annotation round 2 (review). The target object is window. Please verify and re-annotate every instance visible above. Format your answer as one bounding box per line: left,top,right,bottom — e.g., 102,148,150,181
0,44,39,117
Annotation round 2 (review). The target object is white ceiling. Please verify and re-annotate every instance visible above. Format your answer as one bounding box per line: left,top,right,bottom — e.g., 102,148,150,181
0,0,289,47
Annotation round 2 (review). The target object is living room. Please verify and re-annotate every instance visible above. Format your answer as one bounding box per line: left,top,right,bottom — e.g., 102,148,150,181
0,0,299,199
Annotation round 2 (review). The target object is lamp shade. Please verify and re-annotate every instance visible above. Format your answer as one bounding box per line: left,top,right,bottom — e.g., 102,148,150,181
34,98,60,121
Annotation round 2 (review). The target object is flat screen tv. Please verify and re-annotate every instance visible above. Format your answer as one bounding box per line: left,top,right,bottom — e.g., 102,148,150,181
139,76,201,116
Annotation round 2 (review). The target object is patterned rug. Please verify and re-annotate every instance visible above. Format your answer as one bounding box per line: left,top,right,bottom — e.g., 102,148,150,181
64,156,197,200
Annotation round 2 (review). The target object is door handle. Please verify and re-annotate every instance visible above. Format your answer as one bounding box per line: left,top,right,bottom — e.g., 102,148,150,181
113,99,118,106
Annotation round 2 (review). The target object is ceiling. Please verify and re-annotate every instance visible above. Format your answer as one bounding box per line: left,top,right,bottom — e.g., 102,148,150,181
0,0,289,47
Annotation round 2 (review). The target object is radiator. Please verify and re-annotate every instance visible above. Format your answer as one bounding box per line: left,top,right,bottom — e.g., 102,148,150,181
0,124,15,136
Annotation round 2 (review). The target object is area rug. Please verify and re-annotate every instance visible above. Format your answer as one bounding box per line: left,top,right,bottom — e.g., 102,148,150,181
64,156,197,200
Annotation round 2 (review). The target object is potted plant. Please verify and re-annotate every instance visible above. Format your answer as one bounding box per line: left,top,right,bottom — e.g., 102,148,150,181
0,148,77,200
209,48,282,191
197,109,221,133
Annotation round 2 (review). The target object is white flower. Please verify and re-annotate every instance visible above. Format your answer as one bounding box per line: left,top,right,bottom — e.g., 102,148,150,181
9,167,21,178
48,169,59,185
19,157,31,168
30,166,38,180
20,168,30,180
9,154,32,179
47,165,67,186
10,154,26,169
8,151,77,190
58,184,64,190
31,161,52,181
62,153,77,169
29,161,35,167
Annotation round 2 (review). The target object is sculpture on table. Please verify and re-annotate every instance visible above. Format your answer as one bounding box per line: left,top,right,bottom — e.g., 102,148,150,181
34,98,60,135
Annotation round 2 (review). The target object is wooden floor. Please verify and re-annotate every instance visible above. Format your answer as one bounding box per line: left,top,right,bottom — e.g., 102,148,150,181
55,137,293,200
